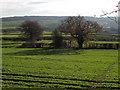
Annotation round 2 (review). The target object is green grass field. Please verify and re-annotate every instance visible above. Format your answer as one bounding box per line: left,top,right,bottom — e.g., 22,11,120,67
2,46,119,89
1,31,119,89
2,19,60,30
2,21,24,29
1,31,71,38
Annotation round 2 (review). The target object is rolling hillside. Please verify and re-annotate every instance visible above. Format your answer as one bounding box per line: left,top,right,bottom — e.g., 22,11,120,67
1,16,118,33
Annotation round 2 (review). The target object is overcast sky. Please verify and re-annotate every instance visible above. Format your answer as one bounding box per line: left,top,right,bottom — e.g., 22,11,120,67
0,0,119,17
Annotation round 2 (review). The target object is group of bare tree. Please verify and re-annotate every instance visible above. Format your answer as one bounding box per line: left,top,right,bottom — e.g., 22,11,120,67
19,15,102,49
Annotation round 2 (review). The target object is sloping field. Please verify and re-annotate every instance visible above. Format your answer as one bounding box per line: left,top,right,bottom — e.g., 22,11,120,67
2,47,119,89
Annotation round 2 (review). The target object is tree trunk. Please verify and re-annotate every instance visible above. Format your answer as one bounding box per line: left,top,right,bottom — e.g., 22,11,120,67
78,41,84,48
77,37,84,49
77,35,84,49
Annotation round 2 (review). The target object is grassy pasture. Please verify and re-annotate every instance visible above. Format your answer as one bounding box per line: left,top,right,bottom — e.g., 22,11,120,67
90,41,119,44
2,19,60,30
2,21,24,29
1,35,19,38
1,31,71,38
2,47,119,89
1,31,119,89
1,39,119,49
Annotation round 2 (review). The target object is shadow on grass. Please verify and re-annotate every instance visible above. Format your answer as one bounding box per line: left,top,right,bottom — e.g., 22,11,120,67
5,48,84,56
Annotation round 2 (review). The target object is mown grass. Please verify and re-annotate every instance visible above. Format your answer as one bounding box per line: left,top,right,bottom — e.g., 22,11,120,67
2,47,118,88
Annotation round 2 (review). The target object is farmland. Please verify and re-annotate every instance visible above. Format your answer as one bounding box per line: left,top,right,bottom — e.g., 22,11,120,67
2,47,119,89
1,31,119,89
1,16,119,89
2,16,118,33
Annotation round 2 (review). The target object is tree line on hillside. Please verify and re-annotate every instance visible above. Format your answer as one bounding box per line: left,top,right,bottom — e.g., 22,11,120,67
19,15,102,49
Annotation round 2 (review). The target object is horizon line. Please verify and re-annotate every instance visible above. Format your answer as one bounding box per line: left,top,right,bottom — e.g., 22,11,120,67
1,15,115,18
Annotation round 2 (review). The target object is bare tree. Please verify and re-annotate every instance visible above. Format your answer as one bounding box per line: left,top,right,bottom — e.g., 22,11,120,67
100,1,120,24
58,15,102,48
20,20,43,46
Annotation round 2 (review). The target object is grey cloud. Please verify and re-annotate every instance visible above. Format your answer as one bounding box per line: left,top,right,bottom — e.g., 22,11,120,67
29,0,65,4
2,3,35,17
29,2,47,4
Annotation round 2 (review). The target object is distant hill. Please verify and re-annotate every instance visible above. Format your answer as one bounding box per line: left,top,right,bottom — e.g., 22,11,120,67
2,16,67,21
1,16,118,33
